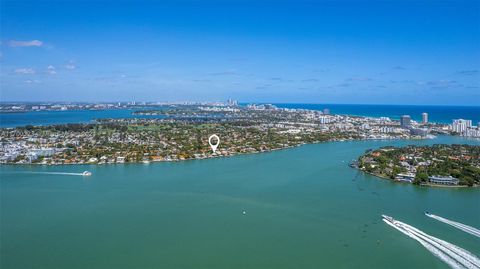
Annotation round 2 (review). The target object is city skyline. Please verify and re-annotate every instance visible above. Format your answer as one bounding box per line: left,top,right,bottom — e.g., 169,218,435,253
1,0,480,105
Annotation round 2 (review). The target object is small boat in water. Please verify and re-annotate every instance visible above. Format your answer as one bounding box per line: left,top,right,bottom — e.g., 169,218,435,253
82,171,92,176
381,214,394,223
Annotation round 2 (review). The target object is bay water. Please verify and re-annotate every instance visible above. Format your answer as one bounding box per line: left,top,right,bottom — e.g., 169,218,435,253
1,136,479,268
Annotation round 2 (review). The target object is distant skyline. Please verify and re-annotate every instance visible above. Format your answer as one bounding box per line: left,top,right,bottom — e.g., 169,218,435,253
1,0,479,105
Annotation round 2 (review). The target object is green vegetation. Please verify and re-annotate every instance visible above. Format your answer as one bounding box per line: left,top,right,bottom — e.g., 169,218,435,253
357,144,480,187
2,119,357,165
0,105,427,165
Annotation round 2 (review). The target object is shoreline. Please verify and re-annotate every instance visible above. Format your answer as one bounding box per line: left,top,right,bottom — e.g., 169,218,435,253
3,136,479,189
2,135,475,167
354,164,478,188
0,136,423,166
0,135,462,167
1,143,301,166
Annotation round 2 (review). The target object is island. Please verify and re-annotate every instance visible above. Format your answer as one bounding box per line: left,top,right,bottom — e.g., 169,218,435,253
355,144,480,187
1,104,422,165
1,104,479,167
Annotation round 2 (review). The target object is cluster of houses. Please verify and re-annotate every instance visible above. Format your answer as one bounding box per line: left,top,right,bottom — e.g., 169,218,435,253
395,173,459,185
362,148,462,186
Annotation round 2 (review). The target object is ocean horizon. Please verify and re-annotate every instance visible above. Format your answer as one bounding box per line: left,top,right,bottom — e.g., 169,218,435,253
271,103,480,124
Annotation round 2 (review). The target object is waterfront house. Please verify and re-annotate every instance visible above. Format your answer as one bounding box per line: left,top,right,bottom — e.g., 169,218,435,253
395,173,415,183
428,176,459,185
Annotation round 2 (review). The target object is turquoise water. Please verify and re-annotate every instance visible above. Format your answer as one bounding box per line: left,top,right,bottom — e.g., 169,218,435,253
0,109,165,128
1,136,479,268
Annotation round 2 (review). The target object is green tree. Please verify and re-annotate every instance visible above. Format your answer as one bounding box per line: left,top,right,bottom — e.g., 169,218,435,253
414,172,428,185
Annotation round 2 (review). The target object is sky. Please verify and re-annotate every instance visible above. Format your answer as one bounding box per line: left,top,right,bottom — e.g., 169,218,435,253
1,0,479,105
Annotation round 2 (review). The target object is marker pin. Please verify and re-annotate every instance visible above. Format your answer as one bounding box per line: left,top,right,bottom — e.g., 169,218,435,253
208,134,220,153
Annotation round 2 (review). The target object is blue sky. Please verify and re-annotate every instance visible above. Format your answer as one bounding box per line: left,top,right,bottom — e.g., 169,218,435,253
1,0,479,105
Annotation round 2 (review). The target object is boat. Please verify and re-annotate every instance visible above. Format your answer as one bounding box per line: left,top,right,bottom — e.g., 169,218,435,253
82,171,92,176
349,160,359,168
382,214,394,223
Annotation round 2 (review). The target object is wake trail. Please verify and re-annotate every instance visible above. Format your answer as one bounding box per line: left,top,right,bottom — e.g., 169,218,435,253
426,214,480,238
402,223,480,269
383,219,465,269
8,172,85,176
383,217,480,269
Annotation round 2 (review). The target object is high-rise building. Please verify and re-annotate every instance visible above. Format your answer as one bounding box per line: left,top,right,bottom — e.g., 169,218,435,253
452,119,472,133
227,99,238,106
319,116,331,124
400,115,411,128
421,113,428,124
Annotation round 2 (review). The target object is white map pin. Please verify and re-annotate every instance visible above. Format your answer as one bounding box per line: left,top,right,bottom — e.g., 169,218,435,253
208,134,220,153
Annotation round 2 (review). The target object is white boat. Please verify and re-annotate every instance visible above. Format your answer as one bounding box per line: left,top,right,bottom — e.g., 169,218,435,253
82,171,92,176
382,214,394,223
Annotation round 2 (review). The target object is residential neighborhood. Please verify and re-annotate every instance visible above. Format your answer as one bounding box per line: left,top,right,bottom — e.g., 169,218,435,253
356,144,480,187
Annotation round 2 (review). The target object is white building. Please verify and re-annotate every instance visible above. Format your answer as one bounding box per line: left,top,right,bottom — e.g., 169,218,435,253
452,119,472,133
319,116,332,124
429,176,459,185
380,126,395,133
464,127,480,138
422,113,428,124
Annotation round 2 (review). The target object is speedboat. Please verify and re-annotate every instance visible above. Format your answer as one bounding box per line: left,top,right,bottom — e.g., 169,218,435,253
82,171,92,176
382,214,394,223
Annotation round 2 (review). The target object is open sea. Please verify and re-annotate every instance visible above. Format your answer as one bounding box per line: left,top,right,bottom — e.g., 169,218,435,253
274,103,480,124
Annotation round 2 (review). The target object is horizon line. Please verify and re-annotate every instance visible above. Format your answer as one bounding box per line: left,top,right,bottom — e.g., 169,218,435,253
1,101,479,107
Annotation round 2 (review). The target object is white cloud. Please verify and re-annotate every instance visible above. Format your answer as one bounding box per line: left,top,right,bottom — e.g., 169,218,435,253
47,65,57,75
24,79,41,84
14,68,36,74
9,40,43,47
65,61,76,70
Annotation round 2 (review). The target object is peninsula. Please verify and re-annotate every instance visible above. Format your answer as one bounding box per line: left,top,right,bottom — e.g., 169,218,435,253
1,103,424,165
355,144,480,187
1,103,479,166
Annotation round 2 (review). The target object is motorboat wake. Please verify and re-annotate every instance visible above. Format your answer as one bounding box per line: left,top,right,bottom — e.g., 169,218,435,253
425,212,480,238
382,215,480,269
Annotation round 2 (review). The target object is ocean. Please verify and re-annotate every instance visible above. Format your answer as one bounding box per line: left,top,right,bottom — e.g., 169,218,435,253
1,136,479,268
273,103,480,124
